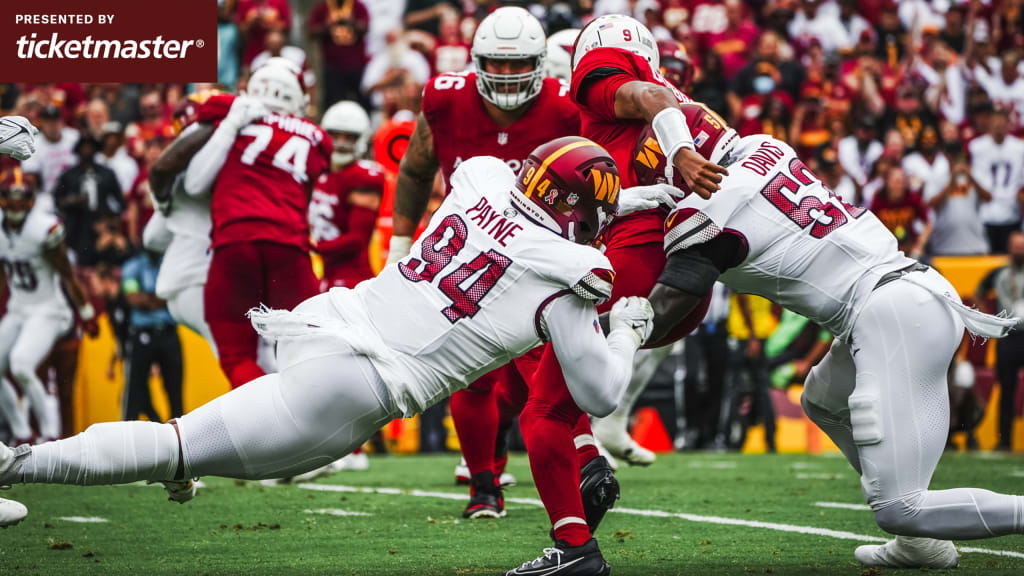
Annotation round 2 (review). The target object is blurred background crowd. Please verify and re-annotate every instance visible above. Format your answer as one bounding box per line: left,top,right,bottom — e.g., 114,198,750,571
1,0,1022,455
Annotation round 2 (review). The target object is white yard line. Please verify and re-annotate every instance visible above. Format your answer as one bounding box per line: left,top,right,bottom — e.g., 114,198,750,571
58,516,108,523
813,501,871,511
297,483,1024,560
687,461,738,469
304,508,371,517
795,472,846,480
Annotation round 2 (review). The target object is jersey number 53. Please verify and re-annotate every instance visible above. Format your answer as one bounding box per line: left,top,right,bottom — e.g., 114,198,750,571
399,214,512,324
760,158,864,238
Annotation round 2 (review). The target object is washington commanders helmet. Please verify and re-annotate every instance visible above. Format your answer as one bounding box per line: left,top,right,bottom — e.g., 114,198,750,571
511,136,619,245
633,102,738,195
172,89,222,135
0,167,35,225
658,40,694,92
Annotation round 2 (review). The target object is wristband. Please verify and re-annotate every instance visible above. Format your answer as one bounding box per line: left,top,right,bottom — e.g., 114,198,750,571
386,235,413,265
652,107,695,173
79,303,96,322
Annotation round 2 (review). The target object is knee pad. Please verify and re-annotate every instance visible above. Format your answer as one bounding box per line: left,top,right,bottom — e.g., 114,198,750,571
849,392,884,446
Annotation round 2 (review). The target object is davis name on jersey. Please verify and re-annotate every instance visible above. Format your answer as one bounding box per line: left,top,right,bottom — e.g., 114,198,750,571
667,135,912,342
422,72,580,191
328,156,612,415
197,93,332,250
0,205,71,316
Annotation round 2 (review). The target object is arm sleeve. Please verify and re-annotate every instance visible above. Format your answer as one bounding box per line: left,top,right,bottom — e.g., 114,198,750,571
543,294,638,417
184,121,234,196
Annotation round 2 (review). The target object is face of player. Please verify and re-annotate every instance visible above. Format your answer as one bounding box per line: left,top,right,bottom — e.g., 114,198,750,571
482,58,535,94
1,191,35,226
330,131,360,166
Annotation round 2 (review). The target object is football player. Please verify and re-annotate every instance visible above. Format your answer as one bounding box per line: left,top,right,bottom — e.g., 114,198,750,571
0,114,38,529
504,16,722,575
545,28,579,82
386,7,600,520
183,58,332,389
311,101,385,292
0,140,654,574
0,167,97,445
635,103,1023,569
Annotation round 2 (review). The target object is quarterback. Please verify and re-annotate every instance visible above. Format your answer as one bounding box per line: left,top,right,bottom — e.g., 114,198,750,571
0,138,655,563
636,103,1022,569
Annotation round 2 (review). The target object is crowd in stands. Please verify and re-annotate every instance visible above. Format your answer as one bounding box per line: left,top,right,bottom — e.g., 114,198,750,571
1,0,1021,451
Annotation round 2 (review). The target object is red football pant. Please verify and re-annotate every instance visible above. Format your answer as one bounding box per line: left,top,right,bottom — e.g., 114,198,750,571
205,241,319,388
520,241,665,544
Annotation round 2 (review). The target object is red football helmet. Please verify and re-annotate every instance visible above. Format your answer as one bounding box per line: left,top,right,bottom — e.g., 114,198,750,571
172,89,221,135
512,136,620,245
658,40,694,92
633,102,739,195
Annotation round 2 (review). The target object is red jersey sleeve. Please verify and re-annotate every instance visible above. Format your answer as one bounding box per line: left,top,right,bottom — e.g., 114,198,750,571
569,48,644,122
421,74,456,130
196,93,234,124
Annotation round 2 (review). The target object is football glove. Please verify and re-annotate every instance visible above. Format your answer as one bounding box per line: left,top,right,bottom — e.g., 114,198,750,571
609,296,654,347
616,183,680,217
223,95,268,132
0,116,39,161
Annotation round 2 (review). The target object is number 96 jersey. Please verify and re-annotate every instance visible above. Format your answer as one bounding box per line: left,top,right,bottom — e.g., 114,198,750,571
666,135,914,342
0,206,71,318
338,156,613,414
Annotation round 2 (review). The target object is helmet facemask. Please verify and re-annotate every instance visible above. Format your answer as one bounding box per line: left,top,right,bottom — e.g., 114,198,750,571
329,131,362,166
0,187,35,226
474,55,546,111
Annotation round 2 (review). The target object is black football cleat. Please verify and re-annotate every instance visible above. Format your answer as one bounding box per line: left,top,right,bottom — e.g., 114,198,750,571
503,539,610,576
463,471,506,519
579,456,619,534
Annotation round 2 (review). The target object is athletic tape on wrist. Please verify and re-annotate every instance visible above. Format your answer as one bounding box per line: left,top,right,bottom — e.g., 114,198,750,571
652,107,694,170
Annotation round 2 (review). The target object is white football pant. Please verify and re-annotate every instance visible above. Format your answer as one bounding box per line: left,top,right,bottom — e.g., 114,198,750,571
0,311,69,440
2,296,397,486
802,268,1024,539
166,285,217,359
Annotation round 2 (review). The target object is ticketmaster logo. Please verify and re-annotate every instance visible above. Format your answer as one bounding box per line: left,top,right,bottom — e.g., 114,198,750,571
16,33,202,59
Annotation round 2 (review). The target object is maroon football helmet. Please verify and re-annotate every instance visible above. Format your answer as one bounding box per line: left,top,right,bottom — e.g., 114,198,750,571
0,166,36,224
633,102,738,195
172,89,221,135
658,40,694,92
512,136,620,245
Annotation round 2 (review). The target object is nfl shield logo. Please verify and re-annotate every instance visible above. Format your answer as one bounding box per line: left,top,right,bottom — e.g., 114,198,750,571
497,132,508,145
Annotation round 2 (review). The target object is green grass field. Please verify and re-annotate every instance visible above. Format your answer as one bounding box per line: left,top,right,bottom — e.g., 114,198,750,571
2,452,1023,575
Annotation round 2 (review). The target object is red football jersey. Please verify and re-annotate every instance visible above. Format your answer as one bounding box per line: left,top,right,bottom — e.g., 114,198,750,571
309,159,386,289
422,72,581,193
198,93,332,250
570,47,691,247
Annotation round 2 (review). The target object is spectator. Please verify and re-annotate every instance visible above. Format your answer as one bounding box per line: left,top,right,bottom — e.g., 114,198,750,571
724,293,778,453
361,30,431,116
940,4,968,54
791,52,854,156
309,0,371,108
120,249,183,422
969,108,1024,253
837,114,883,186
403,0,458,38
95,122,139,200
701,0,759,82
249,29,318,115
874,1,906,67
123,139,163,247
679,283,730,451
902,124,949,199
926,150,991,257
689,50,731,121
20,105,78,201
82,98,110,141
817,146,858,208
432,10,471,74
125,90,174,159
837,0,873,50
730,30,805,114
53,137,124,267
235,0,291,68
788,0,852,54
218,0,243,90
884,83,936,151
976,231,1024,451
869,166,932,259
975,51,1024,132
363,0,407,57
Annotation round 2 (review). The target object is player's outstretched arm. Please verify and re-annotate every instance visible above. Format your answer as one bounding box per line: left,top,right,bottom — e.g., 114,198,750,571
389,113,440,264
184,95,268,197
546,295,652,417
149,123,214,206
612,82,727,199
44,237,98,337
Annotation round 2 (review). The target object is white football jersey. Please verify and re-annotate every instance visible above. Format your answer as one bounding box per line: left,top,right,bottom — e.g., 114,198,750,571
968,134,1024,225
0,205,72,316
155,174,212,298
329,156,614,414
667,135,912,342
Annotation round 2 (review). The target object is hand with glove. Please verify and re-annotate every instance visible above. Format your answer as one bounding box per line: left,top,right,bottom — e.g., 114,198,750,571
223,95,269,132
0,116,39,161
609,296,655,347
617,183,681,217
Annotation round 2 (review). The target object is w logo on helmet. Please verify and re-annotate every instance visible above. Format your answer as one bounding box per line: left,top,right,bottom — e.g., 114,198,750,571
635,137,663,170
590,169,619,204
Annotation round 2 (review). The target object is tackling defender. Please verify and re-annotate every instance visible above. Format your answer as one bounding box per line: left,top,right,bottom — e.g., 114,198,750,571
0,138,656,572
635,103,1022,569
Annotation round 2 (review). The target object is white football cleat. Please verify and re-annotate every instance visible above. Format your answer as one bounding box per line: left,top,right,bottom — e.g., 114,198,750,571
155,478,198,504
0,497,27,528
455,457,516,486
0,441,21,486
855,536,960,569
592,416,654,466
336,451,369,471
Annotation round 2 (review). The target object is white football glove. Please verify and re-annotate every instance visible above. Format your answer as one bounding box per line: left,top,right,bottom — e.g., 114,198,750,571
616,183,681,217
223,95,268,132
386,235,413,265
0,116,39,161
609,296,655,347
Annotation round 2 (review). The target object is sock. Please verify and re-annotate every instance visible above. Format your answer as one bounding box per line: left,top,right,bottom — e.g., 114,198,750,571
450,386,498,477
13,421,179,486
573,416,600,466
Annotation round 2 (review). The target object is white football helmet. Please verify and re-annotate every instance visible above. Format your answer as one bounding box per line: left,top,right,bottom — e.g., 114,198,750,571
247,57,307,117
572,14,658,73
321,101,371,166
471,7,547,111
546,28,579,82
